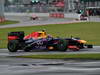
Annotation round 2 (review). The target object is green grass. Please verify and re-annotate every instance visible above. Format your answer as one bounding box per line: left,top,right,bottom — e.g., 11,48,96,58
0,22,100,48
0,20,19,25
16,53,100,60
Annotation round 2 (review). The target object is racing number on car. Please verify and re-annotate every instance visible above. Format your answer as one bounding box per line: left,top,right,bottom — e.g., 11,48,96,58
37,40,43,45
35,40,44,48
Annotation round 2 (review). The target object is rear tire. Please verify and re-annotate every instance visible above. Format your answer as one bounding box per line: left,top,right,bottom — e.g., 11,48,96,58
7,40,19,52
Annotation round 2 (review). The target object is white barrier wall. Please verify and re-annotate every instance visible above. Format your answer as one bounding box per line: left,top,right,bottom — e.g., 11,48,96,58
5,13,79,19
4,13,49,17
64,13,80,19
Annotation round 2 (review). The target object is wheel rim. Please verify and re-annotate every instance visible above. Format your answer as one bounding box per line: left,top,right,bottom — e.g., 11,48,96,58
57,39,67,51
8,41,18,52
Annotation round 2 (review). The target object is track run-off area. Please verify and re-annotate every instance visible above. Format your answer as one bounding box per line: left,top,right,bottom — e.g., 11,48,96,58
0,46,100,75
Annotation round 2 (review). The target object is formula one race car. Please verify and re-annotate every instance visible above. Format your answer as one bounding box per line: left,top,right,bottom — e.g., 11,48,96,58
7,31,93,52
30,14,38,20
80,14,88,20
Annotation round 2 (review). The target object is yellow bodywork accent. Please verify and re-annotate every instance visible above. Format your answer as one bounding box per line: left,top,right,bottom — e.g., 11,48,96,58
38,32,47,39
79,40,87,44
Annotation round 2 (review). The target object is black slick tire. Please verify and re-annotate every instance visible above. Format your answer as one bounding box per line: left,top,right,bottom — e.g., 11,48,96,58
7,40,19,52
87,44,93,48
56,39,68,51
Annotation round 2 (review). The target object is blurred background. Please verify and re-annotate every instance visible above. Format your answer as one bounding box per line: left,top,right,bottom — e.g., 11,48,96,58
3,0,100,14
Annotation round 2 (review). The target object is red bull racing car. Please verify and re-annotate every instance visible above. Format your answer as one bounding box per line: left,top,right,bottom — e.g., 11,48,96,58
7,31,93,52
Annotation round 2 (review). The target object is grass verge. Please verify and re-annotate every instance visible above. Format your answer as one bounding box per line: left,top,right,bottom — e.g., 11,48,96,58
0,22,100,48
16,53,100,60
0,20,19,25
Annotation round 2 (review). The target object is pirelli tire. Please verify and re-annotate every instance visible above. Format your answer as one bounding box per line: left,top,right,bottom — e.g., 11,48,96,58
7,40,19,52
56,39,68,51
87,44,93,48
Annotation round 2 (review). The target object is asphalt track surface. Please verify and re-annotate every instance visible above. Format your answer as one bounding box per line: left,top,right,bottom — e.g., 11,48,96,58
0,16,79,28
0,46,100,75
0,46,100,56
0,16,99,28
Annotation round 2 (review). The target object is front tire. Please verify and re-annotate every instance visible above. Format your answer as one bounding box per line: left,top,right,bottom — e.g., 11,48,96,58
87,44,93,48
7,40,19,52
56,39,68,51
